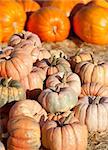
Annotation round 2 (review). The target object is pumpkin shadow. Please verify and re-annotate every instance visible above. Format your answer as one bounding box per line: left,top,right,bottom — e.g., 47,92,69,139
26,88,42,100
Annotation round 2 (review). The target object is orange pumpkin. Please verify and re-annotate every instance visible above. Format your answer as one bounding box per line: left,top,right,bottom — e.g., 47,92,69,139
0,24,3,43
92,0,108,8
27,7,70,42
15,0,40,12
0,1,26,42
42,0,91,17
73,2,108,45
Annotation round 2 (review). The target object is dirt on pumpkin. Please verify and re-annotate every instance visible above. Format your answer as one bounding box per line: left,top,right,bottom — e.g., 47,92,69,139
42,36,108,150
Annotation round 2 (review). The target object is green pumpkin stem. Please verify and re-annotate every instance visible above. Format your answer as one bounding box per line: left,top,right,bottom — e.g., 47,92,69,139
49,56,57,66
2,77,12,87
88,96,101,105
90,53,97,65
63,113,73,124
62,73,67,83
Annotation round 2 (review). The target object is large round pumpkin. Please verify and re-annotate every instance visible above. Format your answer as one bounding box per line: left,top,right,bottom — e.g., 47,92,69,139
7,115,41,150
74,96,108,132
42,112,88,150
0,1,26,42
27,7,70,42
73,2,108,45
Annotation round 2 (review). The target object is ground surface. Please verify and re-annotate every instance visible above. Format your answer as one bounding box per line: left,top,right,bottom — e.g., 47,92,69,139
42,37,108,150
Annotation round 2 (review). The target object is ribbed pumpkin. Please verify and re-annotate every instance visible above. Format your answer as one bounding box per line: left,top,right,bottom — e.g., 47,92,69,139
27,7,70,42
7,115,41,150
80,82,108,97
46,71,81,96
0,77,25,108
75,60,108,86
0,46,33,80
73,2,108,45
0,141,5,150
36,56,71,76
9,99,47,125
74,96,108,132
42,0,91,17
15,0,40,12
0,1,26,42
42,112,88,150
38,86,78,113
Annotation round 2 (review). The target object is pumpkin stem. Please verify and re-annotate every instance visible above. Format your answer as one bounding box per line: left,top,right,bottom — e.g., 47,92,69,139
75,48,83,56
90,53,97,65
88,96,101,105
53,26,57,34
1,77,12,87
63,113,73,124
49,56,57,66
62,73,67,83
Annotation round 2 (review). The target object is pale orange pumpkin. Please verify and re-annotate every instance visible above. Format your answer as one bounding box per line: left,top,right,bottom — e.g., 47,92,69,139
27,7,70,42
73,2,108,45
0,1,26,42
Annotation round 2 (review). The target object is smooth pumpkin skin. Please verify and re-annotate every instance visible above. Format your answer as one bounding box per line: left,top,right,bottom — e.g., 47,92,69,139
0,2,26,42
73,3,108,45
0,141,5,150
0,24,3,43
7,115,41,150
80,82,108,97
92,0,108,8
15,0,40,12
42,115,88,150
27,7,70,42
74,96,108,132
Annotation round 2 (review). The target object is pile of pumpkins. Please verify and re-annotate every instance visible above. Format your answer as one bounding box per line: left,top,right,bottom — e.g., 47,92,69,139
1,0,108,45
0,30,108,150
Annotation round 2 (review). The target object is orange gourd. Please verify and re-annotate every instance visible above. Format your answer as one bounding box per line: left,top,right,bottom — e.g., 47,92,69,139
0,1,26,42
27,7,70,42
73,2,108,45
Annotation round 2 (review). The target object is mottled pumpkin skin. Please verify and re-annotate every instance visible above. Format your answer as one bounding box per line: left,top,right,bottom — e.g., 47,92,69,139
80,82,108,97
46,71,81,96
73,3,108,45
42,114,88,150
38,87,78,113
0,78,25,108
75,61,108,86
27,7,70,42
74,96,108,132
7,116,41,150
0,1,26,42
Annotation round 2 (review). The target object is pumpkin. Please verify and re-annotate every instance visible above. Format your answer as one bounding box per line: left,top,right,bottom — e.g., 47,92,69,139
7,115,41,150
42,112,88,150
15,0,40,12
38,86,78,113
75,60,108,86
42,0,91,17
0,141,5,150
92,0,108,9
73,2,108,45
37,47,51,61
0,46,33,80
8,31,42,63
20,66,46,99
27,7,70,42
9,99,47,125
46,71,81,96
69,50,93,70
74,96,108,132
36,56,71,76
0,24,3,43
0,1,26,42
0,77,25,108
80,82,108,97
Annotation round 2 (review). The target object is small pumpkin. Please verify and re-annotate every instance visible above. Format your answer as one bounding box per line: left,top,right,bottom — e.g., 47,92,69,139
42,112,88,150
38,86,78,113
73,2,108,45
74,96,108,132
46,71,81,96
36,56,71,76
75,60,108,86
7,115,41,150
15,0,40,12
20,66,46,99
0,141,5,150
0,46,33,80
27,7,70,42
80,82,108,97
0,77,25,108
0,1,26,42
9,99,47,125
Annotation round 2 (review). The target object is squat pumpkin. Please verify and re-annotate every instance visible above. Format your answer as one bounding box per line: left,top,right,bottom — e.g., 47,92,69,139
27,7,70,42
